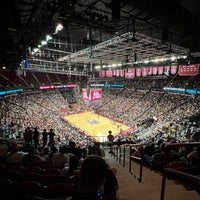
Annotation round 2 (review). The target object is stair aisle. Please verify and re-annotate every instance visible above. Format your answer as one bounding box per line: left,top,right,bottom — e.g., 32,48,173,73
104,148,200,200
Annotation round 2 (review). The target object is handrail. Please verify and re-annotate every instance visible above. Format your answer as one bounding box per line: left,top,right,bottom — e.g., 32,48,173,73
119,145,122,164
112,144,127,167
123,145,126,167
160,142,200,200
160,167,200,200
129,144,144,183
112,145,119,161
165,167,200,183
119,144,126,167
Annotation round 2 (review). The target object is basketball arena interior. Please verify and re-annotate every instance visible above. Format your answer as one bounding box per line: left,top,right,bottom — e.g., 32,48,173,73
0,1,200,200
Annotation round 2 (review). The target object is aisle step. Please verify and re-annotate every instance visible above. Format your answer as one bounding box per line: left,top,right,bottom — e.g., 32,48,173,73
104,149,199,200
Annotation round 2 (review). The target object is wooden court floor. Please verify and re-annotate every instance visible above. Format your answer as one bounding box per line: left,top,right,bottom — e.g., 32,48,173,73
63,112,131,142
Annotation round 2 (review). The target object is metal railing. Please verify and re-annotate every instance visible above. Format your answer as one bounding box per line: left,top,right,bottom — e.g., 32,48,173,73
129,144,144,183
112,144,128,167
160,142,200,200
111,143,144,183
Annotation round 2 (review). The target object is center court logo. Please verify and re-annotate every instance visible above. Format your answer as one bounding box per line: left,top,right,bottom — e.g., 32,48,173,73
87,119,99,124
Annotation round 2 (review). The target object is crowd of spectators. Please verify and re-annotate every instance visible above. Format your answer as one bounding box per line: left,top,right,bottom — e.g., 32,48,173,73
0,74,199,147
0,72,200,199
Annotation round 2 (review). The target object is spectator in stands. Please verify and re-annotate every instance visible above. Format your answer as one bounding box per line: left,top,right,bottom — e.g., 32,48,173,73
40,145,51,161
168,131,200,174
143,141,156,167
21,144,43,167
104,166,119,200
48,128,56,147
5,141,27,164
23,127,33,144
33,127,40,148
89,142,105,157
52,145,69,169
148,142,166,170
70,155,111,200
88,142,119,199
78,147,88,166
59,154,79,180
42,129,48,147
67,140,82,159
186,131,200,163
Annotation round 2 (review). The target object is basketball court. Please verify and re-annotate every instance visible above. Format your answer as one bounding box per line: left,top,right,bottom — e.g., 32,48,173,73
63,111,132,142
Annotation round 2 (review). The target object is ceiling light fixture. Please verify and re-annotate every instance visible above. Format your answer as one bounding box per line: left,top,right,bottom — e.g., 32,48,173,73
55,23,63,33
46,34,53,41
41,40,47,46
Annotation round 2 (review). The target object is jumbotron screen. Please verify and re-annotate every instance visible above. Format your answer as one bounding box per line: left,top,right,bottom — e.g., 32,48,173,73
82,88,102,104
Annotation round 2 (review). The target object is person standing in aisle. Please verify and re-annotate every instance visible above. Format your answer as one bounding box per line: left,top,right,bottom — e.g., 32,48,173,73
107,130,114,154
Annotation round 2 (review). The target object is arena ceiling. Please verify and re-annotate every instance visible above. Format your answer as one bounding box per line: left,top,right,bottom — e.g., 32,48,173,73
1,0,200,72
